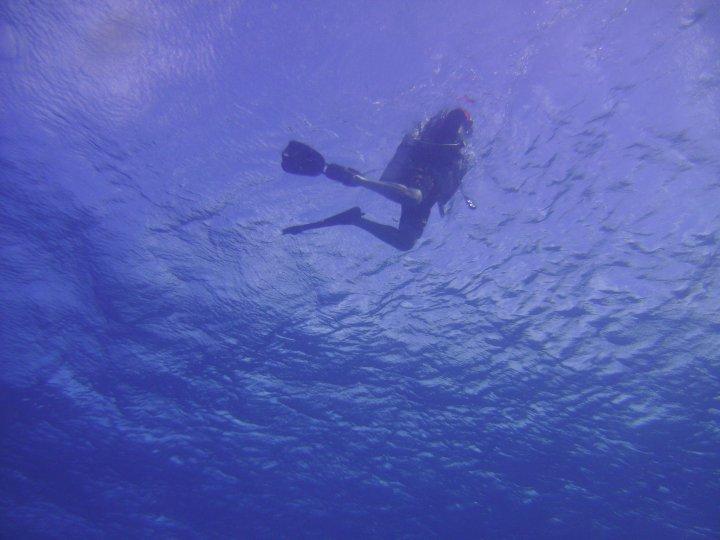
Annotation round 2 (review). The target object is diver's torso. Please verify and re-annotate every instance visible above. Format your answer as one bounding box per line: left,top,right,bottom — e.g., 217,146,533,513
381,134,470,233
381,135,470,205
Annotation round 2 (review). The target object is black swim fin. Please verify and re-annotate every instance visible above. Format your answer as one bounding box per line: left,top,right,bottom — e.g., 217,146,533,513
321,206,363,226
282,207,363,236
281,141,326,176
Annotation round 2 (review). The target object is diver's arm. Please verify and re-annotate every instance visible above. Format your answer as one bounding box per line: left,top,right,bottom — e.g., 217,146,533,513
458,150,477,209
324,163,422,205
436,149,477,216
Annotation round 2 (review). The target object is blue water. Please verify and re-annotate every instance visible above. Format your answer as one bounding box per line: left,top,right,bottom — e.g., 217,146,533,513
2,1,719,538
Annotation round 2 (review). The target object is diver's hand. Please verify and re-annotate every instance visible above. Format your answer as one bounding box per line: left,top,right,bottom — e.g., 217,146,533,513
324,163,360,186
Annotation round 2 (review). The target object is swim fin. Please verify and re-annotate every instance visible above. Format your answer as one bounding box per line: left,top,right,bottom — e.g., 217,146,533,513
281,141,326,176
321,206,363,226
282,207,363,236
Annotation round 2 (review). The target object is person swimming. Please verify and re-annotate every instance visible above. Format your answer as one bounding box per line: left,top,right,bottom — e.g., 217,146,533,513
281,108,474,251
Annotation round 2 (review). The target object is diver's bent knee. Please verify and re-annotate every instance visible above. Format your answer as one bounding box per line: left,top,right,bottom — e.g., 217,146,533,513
395,235,418,251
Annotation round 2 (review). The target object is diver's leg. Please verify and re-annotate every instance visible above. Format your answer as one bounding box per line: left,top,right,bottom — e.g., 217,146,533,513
354,216,421,251
351,176,422,206
282,207,362,235
325,164,422,206
283,205,424,251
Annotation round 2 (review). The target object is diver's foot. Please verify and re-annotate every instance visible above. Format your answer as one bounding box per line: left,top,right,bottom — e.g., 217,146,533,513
325,164,360,187
321,207,363,226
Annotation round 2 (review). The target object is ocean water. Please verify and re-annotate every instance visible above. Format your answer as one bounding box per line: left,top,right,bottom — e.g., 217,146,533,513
1,0,719,538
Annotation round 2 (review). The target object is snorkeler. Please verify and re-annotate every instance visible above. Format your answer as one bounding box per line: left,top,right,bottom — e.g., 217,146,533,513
281,108,475,251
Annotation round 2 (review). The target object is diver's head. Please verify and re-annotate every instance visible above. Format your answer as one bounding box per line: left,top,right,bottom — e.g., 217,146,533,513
447,108,473,137
424,108,473,144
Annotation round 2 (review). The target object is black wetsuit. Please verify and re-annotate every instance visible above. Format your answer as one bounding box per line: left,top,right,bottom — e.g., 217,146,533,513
378,130,472,249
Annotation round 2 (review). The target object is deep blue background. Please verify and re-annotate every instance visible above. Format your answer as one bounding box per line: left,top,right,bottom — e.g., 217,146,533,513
1,1,719,537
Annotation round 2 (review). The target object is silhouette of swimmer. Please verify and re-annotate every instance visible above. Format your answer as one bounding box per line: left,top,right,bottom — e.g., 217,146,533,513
281,108,475,251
